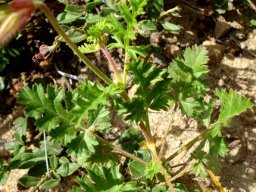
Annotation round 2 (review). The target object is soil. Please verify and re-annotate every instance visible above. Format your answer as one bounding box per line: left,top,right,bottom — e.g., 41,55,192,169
0,0,256,191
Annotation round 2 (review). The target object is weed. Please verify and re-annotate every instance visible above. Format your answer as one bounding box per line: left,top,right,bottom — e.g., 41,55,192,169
0,0,253,191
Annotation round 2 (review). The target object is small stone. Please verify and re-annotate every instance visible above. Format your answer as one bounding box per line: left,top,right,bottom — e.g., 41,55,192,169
215,20,231,39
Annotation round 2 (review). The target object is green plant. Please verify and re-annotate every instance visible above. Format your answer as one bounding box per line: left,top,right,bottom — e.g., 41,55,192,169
0,0,253,191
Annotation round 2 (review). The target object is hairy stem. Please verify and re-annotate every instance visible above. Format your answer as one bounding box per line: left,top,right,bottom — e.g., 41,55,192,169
159,106,177,157
35,2,113,86
101,46,122,82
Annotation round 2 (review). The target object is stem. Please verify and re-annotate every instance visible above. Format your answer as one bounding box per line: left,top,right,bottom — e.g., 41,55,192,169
170,166,191,182
35,2,174,189
159,106,176,157
93,133,147,165
202,162,225,192
101,46,122,82
164,128,210,164
148,143,175,192
35,1,113,86
123,39,130,84
43,131,49,176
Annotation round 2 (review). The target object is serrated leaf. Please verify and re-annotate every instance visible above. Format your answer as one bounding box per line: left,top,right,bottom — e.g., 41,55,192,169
215,89,253,127
67,132,98,164
183,45,208,77
75,165,135,191
209,136,228,157
88,107,111,132
192,162,207,177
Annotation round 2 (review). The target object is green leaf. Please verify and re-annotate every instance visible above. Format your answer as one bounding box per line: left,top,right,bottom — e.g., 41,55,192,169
119,127,143,153
69,30,87,43
14,117,27,144
168,45,209,119
57,5,84,24
19,176,40,187
119,3,135,26
88,107,111,132
9,150,45,169
145,160,161,180
192,162,207,177
67,132,99,164
250,19,256,27
138,20,157,36
126,45,150,59
161,21,180,34
129,0,148,17
146,0,164,18
0,161,9,185
183,45,208,77
128,161,146,178
0,76,4,90
27,162,47,177
215,89,253,127
209,136,228,157
41,179,60,189
57,163,79,177
50,155,58,170
75,165,141,191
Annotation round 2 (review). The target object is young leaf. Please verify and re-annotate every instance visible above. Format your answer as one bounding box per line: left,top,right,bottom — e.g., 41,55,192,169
168,45,209,119
215,89,253,127
128,160,146,178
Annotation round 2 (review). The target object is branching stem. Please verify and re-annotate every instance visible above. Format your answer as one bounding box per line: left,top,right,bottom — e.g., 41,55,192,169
35,1,175,190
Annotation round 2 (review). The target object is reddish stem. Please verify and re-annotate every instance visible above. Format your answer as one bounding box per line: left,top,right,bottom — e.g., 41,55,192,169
100,46,121,82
